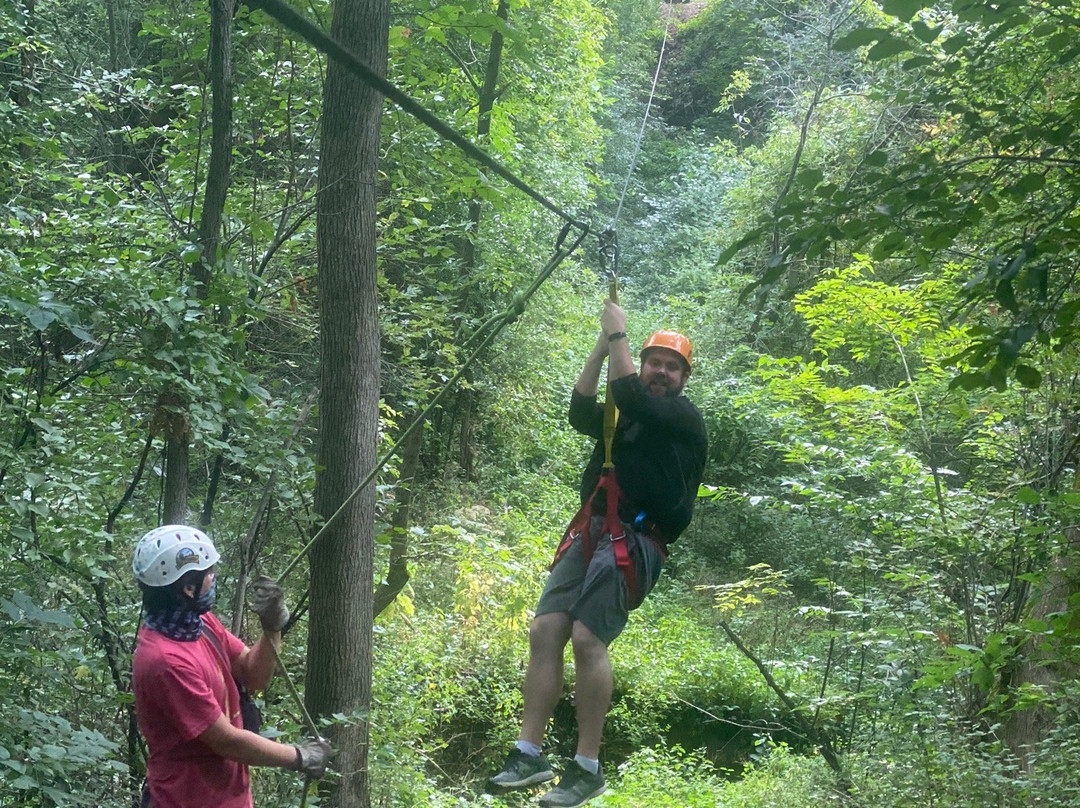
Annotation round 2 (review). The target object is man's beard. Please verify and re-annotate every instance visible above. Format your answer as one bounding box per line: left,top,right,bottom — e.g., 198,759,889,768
641,376,683,397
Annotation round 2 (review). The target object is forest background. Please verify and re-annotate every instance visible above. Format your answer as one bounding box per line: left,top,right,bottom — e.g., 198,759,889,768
3,0,1080,806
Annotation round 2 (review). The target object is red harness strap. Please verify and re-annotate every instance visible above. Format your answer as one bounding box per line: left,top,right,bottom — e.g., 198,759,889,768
550,469,637,603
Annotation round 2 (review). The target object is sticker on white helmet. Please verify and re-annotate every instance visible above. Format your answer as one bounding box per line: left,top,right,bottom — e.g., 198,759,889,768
174,547,202,571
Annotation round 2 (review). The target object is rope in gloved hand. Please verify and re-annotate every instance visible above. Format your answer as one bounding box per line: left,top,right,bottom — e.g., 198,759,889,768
246,579,329,807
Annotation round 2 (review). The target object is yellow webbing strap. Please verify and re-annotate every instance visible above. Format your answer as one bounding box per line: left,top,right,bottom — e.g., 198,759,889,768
603,277,619,469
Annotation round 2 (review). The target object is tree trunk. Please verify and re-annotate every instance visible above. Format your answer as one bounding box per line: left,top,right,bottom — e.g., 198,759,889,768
1001,470,1080,769
461,0,508,269
194,0,235,295
305,0,388,804
161,0,235,524
373,422,423,617
161,419,189,524
451,1,507,478
458,388,476,481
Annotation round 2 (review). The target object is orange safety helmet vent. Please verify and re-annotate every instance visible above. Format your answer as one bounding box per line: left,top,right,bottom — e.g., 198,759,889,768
641,330,693,372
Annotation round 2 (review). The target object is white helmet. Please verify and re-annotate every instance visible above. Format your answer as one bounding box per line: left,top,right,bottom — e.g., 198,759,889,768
132,525,220,587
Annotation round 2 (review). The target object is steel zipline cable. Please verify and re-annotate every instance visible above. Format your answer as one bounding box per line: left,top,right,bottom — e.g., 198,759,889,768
597,3,672,294
248,0,585,231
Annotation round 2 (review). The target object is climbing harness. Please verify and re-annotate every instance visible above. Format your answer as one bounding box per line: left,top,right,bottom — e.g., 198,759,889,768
549,469,639,605
548,240,640,603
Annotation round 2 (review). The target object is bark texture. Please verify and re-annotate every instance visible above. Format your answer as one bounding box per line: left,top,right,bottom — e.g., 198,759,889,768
305,0,388,804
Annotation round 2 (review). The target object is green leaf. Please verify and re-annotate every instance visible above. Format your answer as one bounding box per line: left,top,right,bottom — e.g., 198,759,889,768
942,31,971,54
864,150,889,167
181,244,203,264
950,371,986,391
1024,264,1048,298
994,278,1018,313
715,226,767,265
971,662,995,690
833,28,887,52
910,20,942,42
880,0,926,19
872,231,907,259
26,307,58,331
902,55,935,70
797,168,824,187
1055,299,1080,326
867,35,914,61
1014,364,1042,389
1016,486,1041,505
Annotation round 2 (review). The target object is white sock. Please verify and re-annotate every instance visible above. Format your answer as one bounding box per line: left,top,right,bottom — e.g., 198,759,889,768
574,754,599,774
516,740,542,758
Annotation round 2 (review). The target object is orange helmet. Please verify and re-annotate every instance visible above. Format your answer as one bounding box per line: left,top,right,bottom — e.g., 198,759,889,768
641,330,693,372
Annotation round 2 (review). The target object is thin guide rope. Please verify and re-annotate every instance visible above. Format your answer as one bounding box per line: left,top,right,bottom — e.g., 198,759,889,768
609,2,673,231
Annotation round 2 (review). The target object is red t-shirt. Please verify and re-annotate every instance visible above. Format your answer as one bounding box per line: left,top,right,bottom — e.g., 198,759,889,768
133,613,251,808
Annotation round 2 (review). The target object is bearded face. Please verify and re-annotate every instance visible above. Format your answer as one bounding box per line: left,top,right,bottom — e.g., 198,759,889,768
639,348,690,397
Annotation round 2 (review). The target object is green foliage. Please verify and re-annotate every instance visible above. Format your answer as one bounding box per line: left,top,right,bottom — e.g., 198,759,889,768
601,745,725,807
711,744,837,808
718,0,1080,386
0,593,126,806
610,582,773,754
1,708,124,807
369,505,553,791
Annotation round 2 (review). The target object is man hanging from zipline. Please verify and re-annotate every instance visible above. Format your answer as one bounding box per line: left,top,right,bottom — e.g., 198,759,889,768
489,299,707,808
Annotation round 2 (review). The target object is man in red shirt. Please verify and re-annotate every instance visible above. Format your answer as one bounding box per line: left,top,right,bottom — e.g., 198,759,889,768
132,525,332,807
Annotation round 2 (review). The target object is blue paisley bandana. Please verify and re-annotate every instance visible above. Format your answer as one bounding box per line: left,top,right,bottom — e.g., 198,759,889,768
144,580,217,641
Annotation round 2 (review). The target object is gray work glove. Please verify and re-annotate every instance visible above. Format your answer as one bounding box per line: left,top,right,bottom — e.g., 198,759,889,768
294,738,335,778
250,575,289,633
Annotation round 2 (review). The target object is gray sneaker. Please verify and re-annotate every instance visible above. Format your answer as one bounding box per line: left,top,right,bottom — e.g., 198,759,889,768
538,761,605,808
488,748,555,790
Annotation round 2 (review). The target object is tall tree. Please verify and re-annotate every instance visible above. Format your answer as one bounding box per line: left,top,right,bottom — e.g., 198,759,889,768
161,0,237,523
304,0,388,805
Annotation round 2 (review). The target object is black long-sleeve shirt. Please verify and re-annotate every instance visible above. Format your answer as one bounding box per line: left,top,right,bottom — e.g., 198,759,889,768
569,374,707,542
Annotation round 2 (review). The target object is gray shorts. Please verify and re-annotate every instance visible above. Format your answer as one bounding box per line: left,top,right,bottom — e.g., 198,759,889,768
535,515,665,646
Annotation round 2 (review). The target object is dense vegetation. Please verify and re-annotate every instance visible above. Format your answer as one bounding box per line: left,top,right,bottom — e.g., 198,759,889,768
3,0,1080,806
